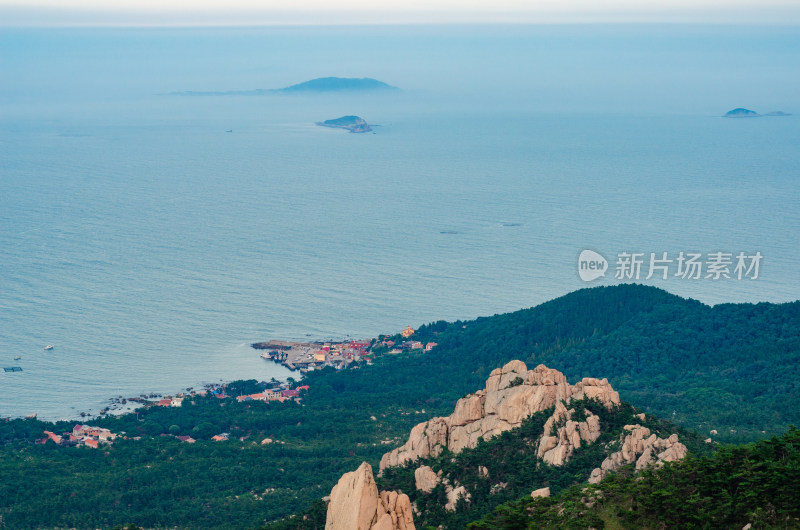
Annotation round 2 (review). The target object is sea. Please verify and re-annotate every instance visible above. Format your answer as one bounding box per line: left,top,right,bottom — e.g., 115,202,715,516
1,24,799,420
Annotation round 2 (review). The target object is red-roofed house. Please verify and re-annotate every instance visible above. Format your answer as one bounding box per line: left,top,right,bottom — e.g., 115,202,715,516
84,439,99,449
425,342,438,351
43,431,62,444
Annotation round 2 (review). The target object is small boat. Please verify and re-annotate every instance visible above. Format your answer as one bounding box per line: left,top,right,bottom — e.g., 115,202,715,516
44,345,54,350
14,356,21,360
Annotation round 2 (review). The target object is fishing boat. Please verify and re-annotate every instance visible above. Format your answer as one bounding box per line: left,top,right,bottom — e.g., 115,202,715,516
44,345,54,350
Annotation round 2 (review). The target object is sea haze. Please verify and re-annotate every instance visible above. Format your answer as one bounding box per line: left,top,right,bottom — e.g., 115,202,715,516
1,25,799,420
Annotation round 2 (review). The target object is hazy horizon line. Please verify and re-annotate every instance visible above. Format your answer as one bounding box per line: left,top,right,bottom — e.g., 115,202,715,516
3,5,800,28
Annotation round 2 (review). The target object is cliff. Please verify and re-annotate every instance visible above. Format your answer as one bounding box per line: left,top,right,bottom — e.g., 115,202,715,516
379,361,620,472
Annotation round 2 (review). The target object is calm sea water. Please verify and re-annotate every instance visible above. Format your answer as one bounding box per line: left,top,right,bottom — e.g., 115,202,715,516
1,25,799,419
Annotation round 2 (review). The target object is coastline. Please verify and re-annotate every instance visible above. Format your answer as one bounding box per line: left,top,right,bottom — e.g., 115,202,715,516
1,336,375,423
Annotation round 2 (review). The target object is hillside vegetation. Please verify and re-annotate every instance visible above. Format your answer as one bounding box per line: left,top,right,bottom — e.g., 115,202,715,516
470,427,800,529
1,285,798,528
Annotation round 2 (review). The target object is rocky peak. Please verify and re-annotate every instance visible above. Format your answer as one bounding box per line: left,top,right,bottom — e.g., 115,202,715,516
379,361,620,472
326,462,415,530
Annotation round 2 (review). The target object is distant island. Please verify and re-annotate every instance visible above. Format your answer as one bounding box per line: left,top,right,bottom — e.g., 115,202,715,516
279,77,396,93
168,77,398,96
723,108,792,118
316,115,373,133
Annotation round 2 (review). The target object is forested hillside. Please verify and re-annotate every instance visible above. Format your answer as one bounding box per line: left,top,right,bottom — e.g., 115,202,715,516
1,284,797,528
470,427,800,529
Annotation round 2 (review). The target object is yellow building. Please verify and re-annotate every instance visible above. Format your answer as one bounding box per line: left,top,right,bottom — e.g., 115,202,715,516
314,350,327,362
401,326,415,338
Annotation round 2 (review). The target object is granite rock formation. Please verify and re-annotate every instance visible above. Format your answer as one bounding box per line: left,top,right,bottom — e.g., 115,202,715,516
379,361,620,472
588,425,688,484
325,462,415,530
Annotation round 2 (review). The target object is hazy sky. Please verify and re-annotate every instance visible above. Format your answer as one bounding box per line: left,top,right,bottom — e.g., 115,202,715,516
2,0,800,26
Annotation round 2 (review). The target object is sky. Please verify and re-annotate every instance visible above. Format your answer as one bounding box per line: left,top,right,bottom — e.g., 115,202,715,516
1,0,800,26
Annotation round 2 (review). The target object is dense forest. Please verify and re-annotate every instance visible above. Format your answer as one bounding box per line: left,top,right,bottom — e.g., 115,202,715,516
470,427,800,529
1,284,798,528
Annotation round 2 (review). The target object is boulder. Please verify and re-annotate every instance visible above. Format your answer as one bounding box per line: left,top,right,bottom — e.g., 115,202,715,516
531,487,550,499
414,465,440,493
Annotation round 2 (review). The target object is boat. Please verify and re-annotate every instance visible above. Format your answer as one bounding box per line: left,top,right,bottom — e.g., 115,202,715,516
14,356,21,360
44,345,54,350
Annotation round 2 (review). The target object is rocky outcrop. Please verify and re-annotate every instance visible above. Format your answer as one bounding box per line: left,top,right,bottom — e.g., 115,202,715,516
412,465,469,511
531,487,550,499
379,362,619,472
414,465,440,493
326,462,415,530
536,401,602,466
444,484,470,512
588,425,688,484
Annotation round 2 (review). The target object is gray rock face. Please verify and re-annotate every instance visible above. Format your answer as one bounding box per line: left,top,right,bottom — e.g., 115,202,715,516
325,462,415,530
379,362,620,472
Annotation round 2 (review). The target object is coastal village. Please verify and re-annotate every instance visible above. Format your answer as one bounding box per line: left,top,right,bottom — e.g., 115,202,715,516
33,326,437,448
35,380,309,447
252,326,437,373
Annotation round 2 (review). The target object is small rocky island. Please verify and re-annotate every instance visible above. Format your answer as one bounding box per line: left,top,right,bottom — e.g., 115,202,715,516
316,115,373,133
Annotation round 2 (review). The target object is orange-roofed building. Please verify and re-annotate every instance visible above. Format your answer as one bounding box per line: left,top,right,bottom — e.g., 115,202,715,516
43,431,62,444
401,326,415,338
84,439,99,448
425,342,438,351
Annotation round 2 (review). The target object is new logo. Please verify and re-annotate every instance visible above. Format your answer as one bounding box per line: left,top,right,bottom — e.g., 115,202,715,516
578,250,608,282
